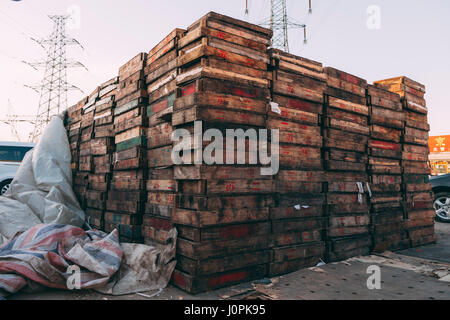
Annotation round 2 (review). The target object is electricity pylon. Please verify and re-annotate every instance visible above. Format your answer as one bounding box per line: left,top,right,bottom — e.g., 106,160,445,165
2,99,22,142
252,0,312,52
26,15,86,142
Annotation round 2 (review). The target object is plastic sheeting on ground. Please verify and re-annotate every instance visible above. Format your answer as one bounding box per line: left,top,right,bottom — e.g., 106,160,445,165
0,224,122,296
97,228,177,296
0,115,177,297
0,116,85,242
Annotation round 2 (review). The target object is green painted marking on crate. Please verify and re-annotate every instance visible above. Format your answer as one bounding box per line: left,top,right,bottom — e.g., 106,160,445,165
167,93,175,108
116,136,146,152
147,92,175,116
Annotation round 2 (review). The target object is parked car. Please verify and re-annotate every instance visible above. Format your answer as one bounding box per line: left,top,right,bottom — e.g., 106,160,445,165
430,173,450,222
0,141,35,195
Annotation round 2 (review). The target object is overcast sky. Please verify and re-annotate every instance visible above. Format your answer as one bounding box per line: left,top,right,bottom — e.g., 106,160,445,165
0,0,449,141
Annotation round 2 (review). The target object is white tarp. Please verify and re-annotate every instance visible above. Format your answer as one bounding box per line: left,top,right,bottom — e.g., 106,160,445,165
97,229,177,295
0,115,177,296
0,116,85,243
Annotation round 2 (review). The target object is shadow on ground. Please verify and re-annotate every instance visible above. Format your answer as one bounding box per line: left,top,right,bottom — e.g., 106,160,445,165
396,222,450,263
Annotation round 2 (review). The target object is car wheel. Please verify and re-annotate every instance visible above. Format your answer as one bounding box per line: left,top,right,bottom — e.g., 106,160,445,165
433,192,450,223
0,179,12,196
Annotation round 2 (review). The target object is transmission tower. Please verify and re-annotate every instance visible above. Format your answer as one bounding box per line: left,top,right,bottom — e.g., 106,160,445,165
250,0,312,52
26,15,86,142
0,99,47,141
2,99,21,142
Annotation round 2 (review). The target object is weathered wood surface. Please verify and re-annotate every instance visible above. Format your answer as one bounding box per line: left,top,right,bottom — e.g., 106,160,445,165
176,250,270,276
173,207,269,227
174,91,267,114
119,52,147,80
172,264,267,294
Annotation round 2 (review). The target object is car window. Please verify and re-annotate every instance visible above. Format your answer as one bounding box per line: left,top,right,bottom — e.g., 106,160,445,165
0,146,33,162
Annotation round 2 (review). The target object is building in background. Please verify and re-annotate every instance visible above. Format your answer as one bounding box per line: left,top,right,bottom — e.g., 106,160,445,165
429,135,450,175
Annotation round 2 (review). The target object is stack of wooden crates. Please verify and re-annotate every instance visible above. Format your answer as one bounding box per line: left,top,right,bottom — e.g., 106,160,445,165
367,84,409,251
105,53,148,242
268,49,326,275
67,98,86,213
373,77,436,247
62,11,436,295
67,79,118,230
322,67,372,261
143,29,184,245
171,12,273,294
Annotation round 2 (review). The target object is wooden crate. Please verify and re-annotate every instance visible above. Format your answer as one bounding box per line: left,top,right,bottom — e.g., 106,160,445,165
326,235,371,262
177,250,270,277
269,242,325,276
118,52,147,81
172,264,267,294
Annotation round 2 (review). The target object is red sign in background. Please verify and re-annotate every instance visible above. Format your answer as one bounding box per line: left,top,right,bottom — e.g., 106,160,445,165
429,135,450,153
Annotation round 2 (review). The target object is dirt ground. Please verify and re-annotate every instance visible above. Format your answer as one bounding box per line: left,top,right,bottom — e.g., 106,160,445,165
9,222,450,300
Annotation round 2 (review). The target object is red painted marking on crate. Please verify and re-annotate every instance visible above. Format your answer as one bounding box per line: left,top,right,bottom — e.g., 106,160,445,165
208,271,247,287
221,225,250,239
371,140,400,151
217,49,228,60
149,217,172,230
225,183,235,192
287,85,295,94
340,73,359,85
409,88,420,96
172,272,186,287
231,88,257,98
245,59,254,67
182,83,196,96
287,133,294,142
217,31,226,39
303,232,311,241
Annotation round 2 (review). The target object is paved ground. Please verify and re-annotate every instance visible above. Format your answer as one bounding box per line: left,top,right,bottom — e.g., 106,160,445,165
9,222,450,300
396,222,450,263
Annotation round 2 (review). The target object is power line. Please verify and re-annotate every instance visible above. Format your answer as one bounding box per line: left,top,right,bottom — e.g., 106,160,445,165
0,8,41,39
0,9,45,51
